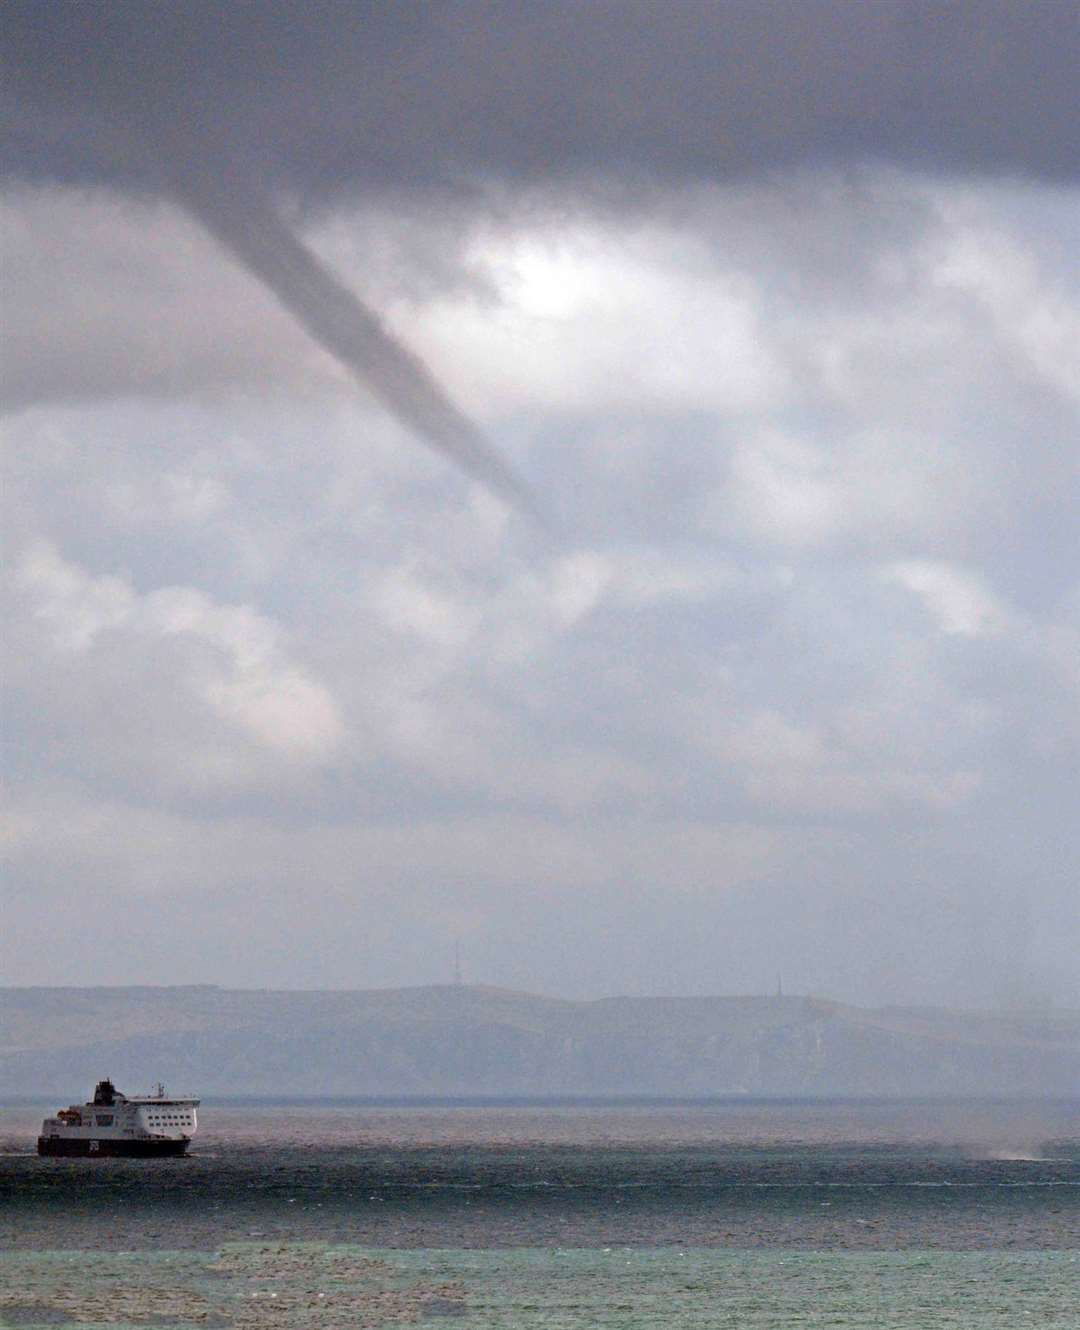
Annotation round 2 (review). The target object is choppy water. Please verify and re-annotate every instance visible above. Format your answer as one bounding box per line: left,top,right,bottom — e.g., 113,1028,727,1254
2,1100,1078,1327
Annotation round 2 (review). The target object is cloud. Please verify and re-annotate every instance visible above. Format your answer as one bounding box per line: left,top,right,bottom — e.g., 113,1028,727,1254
411,224,786,417
932,212,1080,403
882,560,1011,637
4,1,1078,194
15,540,136,651
723,430,840,550
5,173,1076,827
12,542,342,786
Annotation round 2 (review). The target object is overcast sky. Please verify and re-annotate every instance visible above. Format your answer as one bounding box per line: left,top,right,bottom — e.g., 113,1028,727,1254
3,1,1078,1007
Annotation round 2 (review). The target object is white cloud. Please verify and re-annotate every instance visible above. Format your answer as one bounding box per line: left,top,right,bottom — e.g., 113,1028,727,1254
724,430,840,549
547,552,612,626
105,465,231,526
371,564,481,652
15,540,135,650
146,587,342,758
685,703,983,818
384,222,788,419
13,542,342,766
604,548,743,608
882,560,1011,637
932,217,1080,404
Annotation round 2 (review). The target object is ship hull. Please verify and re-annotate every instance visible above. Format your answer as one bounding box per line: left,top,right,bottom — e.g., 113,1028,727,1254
37,1136,190,1158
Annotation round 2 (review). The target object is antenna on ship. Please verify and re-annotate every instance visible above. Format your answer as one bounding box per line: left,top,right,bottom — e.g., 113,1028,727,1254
776,973,783,998
453,940,463,987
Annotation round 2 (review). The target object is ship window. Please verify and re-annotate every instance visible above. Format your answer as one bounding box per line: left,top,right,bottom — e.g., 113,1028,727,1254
96,1115,114,1126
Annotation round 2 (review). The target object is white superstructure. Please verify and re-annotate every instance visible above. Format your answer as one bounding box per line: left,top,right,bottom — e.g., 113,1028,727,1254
38,1079,200,1156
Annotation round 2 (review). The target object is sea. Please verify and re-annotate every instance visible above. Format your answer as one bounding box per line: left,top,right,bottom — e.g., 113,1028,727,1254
1,1098,1078,1327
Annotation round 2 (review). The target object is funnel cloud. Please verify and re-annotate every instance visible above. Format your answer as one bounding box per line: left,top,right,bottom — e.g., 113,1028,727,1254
165,158,534,512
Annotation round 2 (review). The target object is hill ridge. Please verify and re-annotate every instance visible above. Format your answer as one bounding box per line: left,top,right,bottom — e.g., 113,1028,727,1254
2,984,1077,1097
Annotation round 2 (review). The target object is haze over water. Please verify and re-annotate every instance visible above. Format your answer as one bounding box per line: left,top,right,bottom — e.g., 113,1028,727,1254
3,1099,1078,1326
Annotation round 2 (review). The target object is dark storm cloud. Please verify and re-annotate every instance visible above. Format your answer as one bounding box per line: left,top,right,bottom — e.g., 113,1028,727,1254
4,0,1074,499
4,3,554,505
4,0,1078,196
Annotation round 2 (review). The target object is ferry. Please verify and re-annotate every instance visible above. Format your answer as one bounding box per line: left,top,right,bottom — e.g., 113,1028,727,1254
37,1079,199,1157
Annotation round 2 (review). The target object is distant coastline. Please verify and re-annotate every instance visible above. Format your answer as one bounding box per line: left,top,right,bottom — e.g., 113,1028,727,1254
3,984,1078,1099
